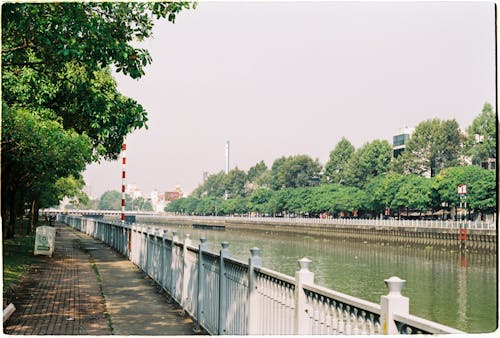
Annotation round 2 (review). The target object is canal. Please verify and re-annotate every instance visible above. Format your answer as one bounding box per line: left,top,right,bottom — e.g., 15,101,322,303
139,220,496,333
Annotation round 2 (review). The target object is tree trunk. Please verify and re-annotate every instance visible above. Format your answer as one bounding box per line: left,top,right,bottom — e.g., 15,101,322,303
34,200,40,226
1,191,7,241
28,199,35,234
6,189,16,239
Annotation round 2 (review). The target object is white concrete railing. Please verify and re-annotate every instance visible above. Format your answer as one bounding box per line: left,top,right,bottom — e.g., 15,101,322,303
46,209,496,230
59,215,465,335
144,214,497,230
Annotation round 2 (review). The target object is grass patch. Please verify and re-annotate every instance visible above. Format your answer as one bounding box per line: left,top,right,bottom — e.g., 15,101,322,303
2,232,38,294
3,220,51,297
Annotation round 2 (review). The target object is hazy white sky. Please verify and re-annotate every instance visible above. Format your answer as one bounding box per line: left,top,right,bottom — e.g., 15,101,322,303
83,1,496,199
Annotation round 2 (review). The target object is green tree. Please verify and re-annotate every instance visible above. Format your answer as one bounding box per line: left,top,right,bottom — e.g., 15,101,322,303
269,156,288,190
391,175,433,218
433,166,496,219
247,161,268,183
98,191,122,211
221,196,249,215
195,197,223,216
2,2,194,160
126,196,153,211
192,171,227,198
248,188,274,215
344,140,392,188
365,173,406,217
2,2,194,79
52,175,89,208
224,167,247,198
323,137,355,184
1,105,92,237
267,189,291,216
464,102,496,168
166,197,200,215
1,2,193,237
270,155,322,190
246,160,270,192
395,118,461,177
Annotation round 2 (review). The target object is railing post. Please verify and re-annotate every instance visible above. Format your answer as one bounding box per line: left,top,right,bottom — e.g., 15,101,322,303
170,231,179,297
152,229,159,281
194,237,208,333
294,257,314,335
247,247,262,335
218,241,230,335
161,229,169,289
380,276,409,334
181,234,192,310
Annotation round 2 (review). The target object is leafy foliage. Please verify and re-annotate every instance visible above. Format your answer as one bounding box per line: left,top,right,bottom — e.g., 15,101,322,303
2,2,194,79
270,155,322,189
1,2,193,238
394,118,462,177
180,108,495,219
224,168,247,198
391,175,433,211
323,137,355,184
464,103,497,167
344,140,392,188
433,166,496,215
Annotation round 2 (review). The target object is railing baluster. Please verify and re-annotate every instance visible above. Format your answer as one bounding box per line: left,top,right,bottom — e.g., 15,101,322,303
60,215,467,336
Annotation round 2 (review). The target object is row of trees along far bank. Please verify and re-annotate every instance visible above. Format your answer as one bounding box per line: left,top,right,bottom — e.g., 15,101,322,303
167,103,496,220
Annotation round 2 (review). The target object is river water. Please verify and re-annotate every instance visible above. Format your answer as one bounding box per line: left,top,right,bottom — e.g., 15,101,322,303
140,221,497,333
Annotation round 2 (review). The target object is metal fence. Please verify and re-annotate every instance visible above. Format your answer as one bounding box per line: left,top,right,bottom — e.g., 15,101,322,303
59,215,464,335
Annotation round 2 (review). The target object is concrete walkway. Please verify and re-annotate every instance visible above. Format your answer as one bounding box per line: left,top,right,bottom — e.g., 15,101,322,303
4,224,201,335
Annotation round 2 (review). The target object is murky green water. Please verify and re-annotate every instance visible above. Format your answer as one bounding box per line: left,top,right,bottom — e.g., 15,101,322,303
141,222,497,333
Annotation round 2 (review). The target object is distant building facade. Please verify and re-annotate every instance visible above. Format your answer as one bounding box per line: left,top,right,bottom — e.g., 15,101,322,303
392,127,413,158
165,186,183,202
126,183,143,199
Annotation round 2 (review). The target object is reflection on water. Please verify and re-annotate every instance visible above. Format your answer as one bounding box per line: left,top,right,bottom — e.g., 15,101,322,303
141,222,497,333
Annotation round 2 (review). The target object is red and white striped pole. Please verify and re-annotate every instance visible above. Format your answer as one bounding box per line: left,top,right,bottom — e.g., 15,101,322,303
121,142,126,224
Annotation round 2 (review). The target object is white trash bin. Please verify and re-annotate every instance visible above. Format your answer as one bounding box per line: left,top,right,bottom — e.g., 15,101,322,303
34,226,56,257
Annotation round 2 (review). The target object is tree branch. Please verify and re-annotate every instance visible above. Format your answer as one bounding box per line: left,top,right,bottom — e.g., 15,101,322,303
2,60,49,67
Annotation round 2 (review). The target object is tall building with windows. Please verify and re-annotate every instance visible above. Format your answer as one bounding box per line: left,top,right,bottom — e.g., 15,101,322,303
392,127,413,158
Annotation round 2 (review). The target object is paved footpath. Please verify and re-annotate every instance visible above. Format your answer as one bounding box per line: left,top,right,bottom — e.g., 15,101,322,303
4,223,200,335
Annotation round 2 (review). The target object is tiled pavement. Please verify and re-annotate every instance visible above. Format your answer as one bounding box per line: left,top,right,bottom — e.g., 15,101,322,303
4,224,199,335
4,225,110,335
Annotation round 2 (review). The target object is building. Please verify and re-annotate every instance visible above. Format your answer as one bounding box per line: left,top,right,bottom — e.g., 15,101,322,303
392,127,413,158
125,183,143,199
165,186,183,202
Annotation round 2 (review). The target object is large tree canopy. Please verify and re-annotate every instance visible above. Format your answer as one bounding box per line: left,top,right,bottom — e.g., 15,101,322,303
2,1,194,159
1,104,92,236
2,2,193,78
394,118,462,177
464,102,496,168
344,139,392,188
270,155,322,190
433,166,496,217
1,2,194,238
323,137,355,184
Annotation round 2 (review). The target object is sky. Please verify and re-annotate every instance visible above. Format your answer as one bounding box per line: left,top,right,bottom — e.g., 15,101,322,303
82,1,497,199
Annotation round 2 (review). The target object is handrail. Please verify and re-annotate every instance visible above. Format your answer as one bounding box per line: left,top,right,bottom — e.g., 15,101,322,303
393,312,464,334
58,215,466,335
